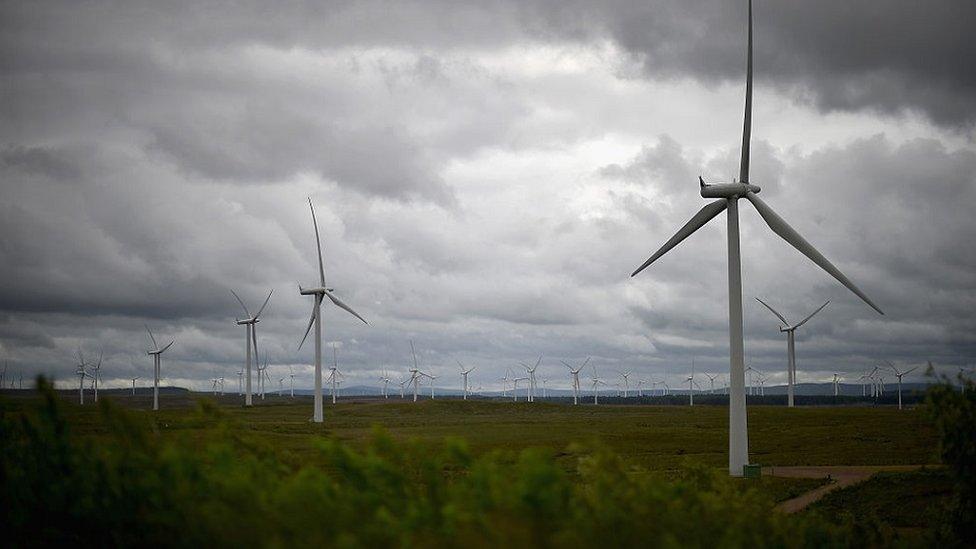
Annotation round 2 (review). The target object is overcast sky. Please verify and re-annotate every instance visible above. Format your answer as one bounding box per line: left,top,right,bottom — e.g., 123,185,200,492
1,0,974,393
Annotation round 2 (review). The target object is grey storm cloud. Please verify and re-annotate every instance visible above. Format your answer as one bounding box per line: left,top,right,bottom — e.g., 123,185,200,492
0,0,973,391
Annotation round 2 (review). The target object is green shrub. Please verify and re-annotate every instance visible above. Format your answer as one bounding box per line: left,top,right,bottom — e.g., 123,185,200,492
2,378,867,548
924,372,976,546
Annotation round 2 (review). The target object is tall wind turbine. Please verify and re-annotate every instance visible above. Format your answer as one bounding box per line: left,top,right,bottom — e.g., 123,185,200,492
298,199,369,423
130,376,139,396
145,326,174,411
561,357,589,405
832,373,841,397
89,351,103,403
458,361,475,400
231,289,273,407
705,373,719,394
76,351,90,405
629,1,883,476
289,366,295,397
520,357,541,402
619,371,632,398
885,361,918,410
407,341,426,402
755,298,829,408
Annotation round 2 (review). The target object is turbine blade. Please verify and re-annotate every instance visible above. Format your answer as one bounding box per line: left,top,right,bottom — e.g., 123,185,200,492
308,198,326,287
754,297,790,327
325,291,369,325
561,360,573,370
745,192,884,315
410,340,418,369
254,289,274,319
145,325,158,350
631,199,728,277
298,298,319,350
904,366,919,376
794,301,830,329
251,326,259,366
739,0,753,183
160,341,174,353
581,357,591,369
230,289,251,318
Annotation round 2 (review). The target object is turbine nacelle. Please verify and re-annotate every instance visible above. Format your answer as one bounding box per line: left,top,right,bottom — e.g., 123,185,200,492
699,177,761,199
299,285,334,295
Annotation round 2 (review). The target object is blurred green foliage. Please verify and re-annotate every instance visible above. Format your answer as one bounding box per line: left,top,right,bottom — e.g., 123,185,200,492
924,370,976,546
2,378,868,548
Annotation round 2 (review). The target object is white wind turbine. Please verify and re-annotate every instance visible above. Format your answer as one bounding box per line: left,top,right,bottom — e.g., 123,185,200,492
745,366,755,396
231,289,272,407
425,372,438,399
298,199,369,423
289,366,296,398
278,377,284,396
327,344,343,405
619,371,632,398
237,368,244,395
76,350,91,405
636,379,646,397
628,0,883,476
755,298,829,408
705,373,719,394
519,357,541,402
832,373,842,397
145,326,174,411
407,341,426,402
885,361,917,410
257,355,271,400
458,361,475,400
541,378,549,399
88,352,103,403
561,357,590,405
397,378,407,399
130,377,139,396
510,376,527,402
379,371,391,399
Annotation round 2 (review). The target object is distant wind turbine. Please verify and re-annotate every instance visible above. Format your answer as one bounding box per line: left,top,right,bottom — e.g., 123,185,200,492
458,361,475,400
755,298,829,408
619,371,632,398
832,373,841,397
298,199,369,423
145,326,174,411
519,357,541,402
561,357,589,405
628,0,883,476
76,350,91,405
885,361,918,410
231,289,273,407
130,376,139,396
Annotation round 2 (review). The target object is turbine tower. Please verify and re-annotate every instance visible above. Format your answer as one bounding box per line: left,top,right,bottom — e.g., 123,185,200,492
619,371,632,398
145,326,174,411
298,199,369,423
130,376,139,396
756,298,829,407
832,373,841,397
629,0,883,476
76,351,90,405
561,357,589,405
231,289,273,407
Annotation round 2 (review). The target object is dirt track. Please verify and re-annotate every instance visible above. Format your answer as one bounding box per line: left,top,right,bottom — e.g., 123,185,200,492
764,465,927,513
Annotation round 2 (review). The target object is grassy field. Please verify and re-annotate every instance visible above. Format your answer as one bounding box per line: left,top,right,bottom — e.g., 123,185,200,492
2,391,938,475
1,389,958,546
805,468,954,543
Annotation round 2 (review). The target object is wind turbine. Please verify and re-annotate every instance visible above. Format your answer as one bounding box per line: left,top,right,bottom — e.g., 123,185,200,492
886,361,916,407
76,350,90,405
619,371,632,398
145,326,174,411
289,366,296,397
327,344,343,405
755,298,829,408
427,373,438,399
458,361,475,400
561,357,589,405
130,377,139,396
628,0,883,476
407,341,426,402
832,373,842,397
278,377,285,397
231,289,273,407
519,357,541,402
257,355,270,400
705,373,719,394
686,366,696,406
298,199,369,423
745,366,754,396
237,369,244,395
636,379,646,397
89,352,103,403
541,377,549,399
379,371,391,398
